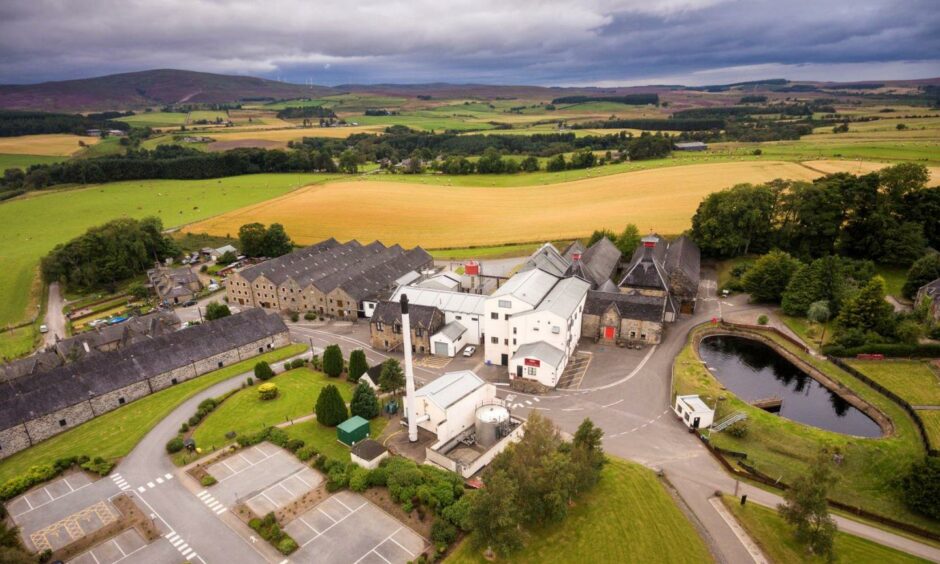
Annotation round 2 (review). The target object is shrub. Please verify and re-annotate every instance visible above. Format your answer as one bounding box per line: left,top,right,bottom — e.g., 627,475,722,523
327,463,350,491
304,312,316,320
277,537,298,555
205,301,231,321
254,361,275,381
166,437,185,454
290,358,306,369
81,457,114,476
368,467,389,487
900,457,940,520
315,384,348,426
726,421,749,438
348,349,369,382
198,398,218,411
259,382,279,400
350,382,380,419
201,475,218,487
757,314,769,325
431,519,457,546
322,344,344,377
290,311,300,323
179,422,189,433
286,438,306,452
296,445,319,461
349,466,370,492
247,376,254,386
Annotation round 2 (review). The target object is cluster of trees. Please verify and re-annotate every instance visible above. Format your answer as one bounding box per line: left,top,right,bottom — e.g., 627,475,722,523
237,222,294,258
275,106,336,119
778,451,839,560
691,164,937,265
573,117,725,131
469,414,605,556
0,109,130,137
551,94,659,105
205,302,231,321
41,216,178,291
587,223,642,256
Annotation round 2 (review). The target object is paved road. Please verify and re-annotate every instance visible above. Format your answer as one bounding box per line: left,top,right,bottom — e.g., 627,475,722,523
41,282,67,347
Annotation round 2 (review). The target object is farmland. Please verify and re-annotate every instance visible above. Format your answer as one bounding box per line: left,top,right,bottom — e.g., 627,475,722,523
184,160,938,250
0,133,98,156
0,153,64,170
0,173,339,355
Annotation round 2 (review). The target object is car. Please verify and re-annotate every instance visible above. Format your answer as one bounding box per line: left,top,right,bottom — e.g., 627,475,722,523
462,346,476,357
181,300,197,307
39,324,49,333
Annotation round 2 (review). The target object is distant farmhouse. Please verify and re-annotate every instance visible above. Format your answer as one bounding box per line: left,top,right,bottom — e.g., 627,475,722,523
674,141,707,151
227,238,432,319
148,264,203,305
0,309,288,459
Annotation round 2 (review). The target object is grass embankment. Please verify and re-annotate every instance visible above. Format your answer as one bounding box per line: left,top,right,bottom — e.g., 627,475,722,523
0,344,306,484
192,368,355,451
779,314,834,350
673,325,935,533
721,495,928,563
446,457,713,563
0,173,336,355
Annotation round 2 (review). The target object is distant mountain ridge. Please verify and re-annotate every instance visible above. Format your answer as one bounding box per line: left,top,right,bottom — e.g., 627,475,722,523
0,69,336,112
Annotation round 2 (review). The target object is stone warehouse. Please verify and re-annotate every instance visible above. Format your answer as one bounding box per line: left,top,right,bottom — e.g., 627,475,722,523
0,309,289,459
370,300,445,354
226,238,433,319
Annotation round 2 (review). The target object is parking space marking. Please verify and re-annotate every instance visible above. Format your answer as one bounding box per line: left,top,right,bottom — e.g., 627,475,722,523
301,502,367,548
217,446,280,483
12,477,95,518
332,496,355,512
318,507,338,523
387,532,417,557
298,516,321,534
353,526,411,564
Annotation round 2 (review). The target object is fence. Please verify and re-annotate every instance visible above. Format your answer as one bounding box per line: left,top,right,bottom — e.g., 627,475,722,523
828,356,938,457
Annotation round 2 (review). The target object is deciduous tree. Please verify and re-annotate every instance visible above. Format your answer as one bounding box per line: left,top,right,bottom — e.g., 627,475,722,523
742,250,802,303
778,451,838,560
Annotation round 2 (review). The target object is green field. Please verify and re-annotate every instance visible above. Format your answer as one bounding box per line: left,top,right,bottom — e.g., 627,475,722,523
351,113,496,132
0,173,337,355
917,410,940,451
0,345,306,484
446,457,713,564
428,241,574,260
673,325,936,533
116,112,189,128
0,153,64,171
844,360,940,406
722,496,928,563
188,110,228,123
282,416,389,462
192,367,355,451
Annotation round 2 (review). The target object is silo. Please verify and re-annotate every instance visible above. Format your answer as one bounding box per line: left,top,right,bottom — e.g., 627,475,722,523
475,404,510,447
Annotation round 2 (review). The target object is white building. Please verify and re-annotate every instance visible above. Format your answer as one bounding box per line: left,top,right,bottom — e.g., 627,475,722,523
484,268,590,387
673,395,715,430
391,286,486,350
405,370,496,443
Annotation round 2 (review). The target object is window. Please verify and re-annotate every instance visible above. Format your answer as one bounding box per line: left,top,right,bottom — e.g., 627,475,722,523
456,315,462,320
498,299,512,309
393,323,401,334
504,314,509,321
415,328,423,337
533,327,539,332
59,419,67,427
504,339,508,345
512,327,517,334
512,338,516,345
491,336,498,344
376,321,384,331
471,317,478,322
218,361,223,368
258,347,264,353
552,326,560,334
491,312,498,320
118,397,125,405
527,366,537,376
171,378,178,385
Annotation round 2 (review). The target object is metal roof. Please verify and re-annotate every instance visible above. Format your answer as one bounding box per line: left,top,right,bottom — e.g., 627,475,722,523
520,243,570,277
518,277,590,319
677,394,713,413
415,370,485,410
391,286,485,316
435,321,467,342
511,341,566,369
491,268,560,306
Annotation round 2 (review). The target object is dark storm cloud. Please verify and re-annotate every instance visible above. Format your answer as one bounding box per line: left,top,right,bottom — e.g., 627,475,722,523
0,0,937,85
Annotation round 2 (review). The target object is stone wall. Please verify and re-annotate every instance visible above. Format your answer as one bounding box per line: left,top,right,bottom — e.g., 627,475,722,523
150,363,197,391
25,402,96,444
0,425,31,458
89,380,152,416
620,318,662,344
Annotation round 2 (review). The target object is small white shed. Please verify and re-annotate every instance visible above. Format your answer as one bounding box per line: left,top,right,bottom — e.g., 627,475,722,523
350,439,389,470
430,321,467,357
673,394,714,430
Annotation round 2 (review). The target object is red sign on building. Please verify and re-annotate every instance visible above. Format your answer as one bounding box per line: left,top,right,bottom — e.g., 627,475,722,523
524,358,540,367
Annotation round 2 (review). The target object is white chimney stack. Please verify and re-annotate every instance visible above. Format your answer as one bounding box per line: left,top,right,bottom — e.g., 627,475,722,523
401,295,418,442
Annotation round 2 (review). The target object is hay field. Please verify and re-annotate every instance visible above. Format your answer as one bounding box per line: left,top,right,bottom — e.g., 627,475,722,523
802,159,940,178
186,160,880,249
203,125,385,146
0,134,99,156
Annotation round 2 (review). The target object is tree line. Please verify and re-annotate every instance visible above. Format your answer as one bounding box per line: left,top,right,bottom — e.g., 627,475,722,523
0,109,131,137
275,106,337,119
551,94,659,105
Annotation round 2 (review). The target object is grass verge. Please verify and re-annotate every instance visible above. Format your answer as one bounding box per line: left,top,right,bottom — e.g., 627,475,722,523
0,344,306,484
446,457,713,563
282,417,389,462
843,360,940,406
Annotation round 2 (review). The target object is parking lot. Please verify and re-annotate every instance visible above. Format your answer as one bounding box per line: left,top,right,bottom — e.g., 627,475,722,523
69,528,147,564
284,490,426,564
5,472,95,519
203,443,319,511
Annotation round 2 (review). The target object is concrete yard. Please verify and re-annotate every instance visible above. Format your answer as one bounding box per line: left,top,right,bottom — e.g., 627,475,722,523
284,490,427,564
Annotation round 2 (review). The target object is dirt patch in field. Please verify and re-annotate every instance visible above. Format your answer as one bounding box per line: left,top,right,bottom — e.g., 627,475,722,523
208,139,285,151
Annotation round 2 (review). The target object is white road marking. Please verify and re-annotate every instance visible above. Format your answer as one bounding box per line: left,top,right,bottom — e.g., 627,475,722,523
147,482,155,488
156,477,164,484
137,486,146,493
164,473,173,480
602,398,624,408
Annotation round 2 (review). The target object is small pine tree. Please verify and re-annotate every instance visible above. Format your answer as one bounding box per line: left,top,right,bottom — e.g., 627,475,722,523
322,344,344,378
314,384,348,427
379,359,405,395
347,349,369,382
350,382,380,419
254,361,274,381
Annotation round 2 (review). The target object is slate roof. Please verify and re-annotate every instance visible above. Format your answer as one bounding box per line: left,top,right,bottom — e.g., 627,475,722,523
54,310,180,361
338,247,433,301
619,234,669,291
566,237,622,289
919,277,940,297
521,243,570,277
584,290,666,322
0,309,288,430
561,241,586,261
415,370,485,410
511,341,566,369
0,351,62,383
664,235,701,298
370,301,441,330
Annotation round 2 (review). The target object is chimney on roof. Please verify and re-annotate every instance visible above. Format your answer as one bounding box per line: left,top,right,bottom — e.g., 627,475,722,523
572,252,582,262
641,235,658,261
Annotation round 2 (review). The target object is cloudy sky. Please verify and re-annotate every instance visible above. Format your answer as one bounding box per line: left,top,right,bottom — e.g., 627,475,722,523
1,0,938,86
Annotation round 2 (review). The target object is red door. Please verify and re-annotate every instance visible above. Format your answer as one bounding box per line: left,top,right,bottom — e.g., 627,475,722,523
603,326,615,340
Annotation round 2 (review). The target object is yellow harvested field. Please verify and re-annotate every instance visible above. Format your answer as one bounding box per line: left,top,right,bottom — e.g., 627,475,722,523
0,134,99,156
204,125,385,146
802,159,940,180
185,160,894,248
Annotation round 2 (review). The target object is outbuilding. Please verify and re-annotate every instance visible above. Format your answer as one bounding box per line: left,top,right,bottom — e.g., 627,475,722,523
430,321,468,357
337,416,370,446
350,439,389,469
673,394,714,430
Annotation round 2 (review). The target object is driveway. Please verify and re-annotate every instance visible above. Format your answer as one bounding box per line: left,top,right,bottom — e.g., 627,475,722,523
42,282,67,346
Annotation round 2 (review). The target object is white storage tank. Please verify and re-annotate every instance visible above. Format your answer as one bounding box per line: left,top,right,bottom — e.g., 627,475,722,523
475,404,510,447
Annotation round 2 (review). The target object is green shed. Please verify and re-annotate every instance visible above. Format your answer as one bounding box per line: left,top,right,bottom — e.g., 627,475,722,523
337,416,370,446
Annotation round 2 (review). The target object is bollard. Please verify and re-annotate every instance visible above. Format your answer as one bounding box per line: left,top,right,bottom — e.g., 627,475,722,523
741,494,747,506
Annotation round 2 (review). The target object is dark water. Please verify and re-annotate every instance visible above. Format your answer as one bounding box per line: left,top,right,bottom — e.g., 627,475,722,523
699,335,882,437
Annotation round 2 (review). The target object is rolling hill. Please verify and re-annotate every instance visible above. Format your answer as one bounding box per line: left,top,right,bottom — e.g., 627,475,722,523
0,69,336,111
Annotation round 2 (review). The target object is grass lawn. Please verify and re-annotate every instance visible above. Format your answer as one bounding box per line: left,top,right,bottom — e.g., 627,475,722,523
446,457,713,564
874,265,909,300
0,153,64,170
714,256,756,291
116,112,188,128
843,360,940,406
428,240,574,260
780,314,834,350
721,495,928,563
0,325,40,360
0,173,336,330
282,416,389,462
0,344,306,484
916,411,940,451
673,324,937,534
192,368,355,451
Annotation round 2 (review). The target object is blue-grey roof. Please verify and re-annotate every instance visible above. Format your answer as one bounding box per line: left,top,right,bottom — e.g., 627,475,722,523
391,286,485,315
415,370,485,410
491,268,560,306
436,321,467,341
521,243,570,277
511,341,566,369
518,276,590,319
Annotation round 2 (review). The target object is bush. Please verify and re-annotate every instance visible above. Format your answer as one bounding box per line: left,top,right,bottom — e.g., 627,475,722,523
259,382,279,400
277,537,298,555
201,475,218,487
286,438,306,452
823,342,940,358
349,466,370,492
166,437,185,454
315,384,349,426
757,314,769,325
290,311,300,323
348,349,369,382
368,467,389,487
431,519,457,546
296,445,319,461
900,457,940,520
249,512,298,555
254,361,275,381
179,422,189,433
198,398,218,411
247,376,254,386
322,344,344,377
289,358,306,369
726,421,749,438
81,457,114,476
205,301,231,321
304,311,316,320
